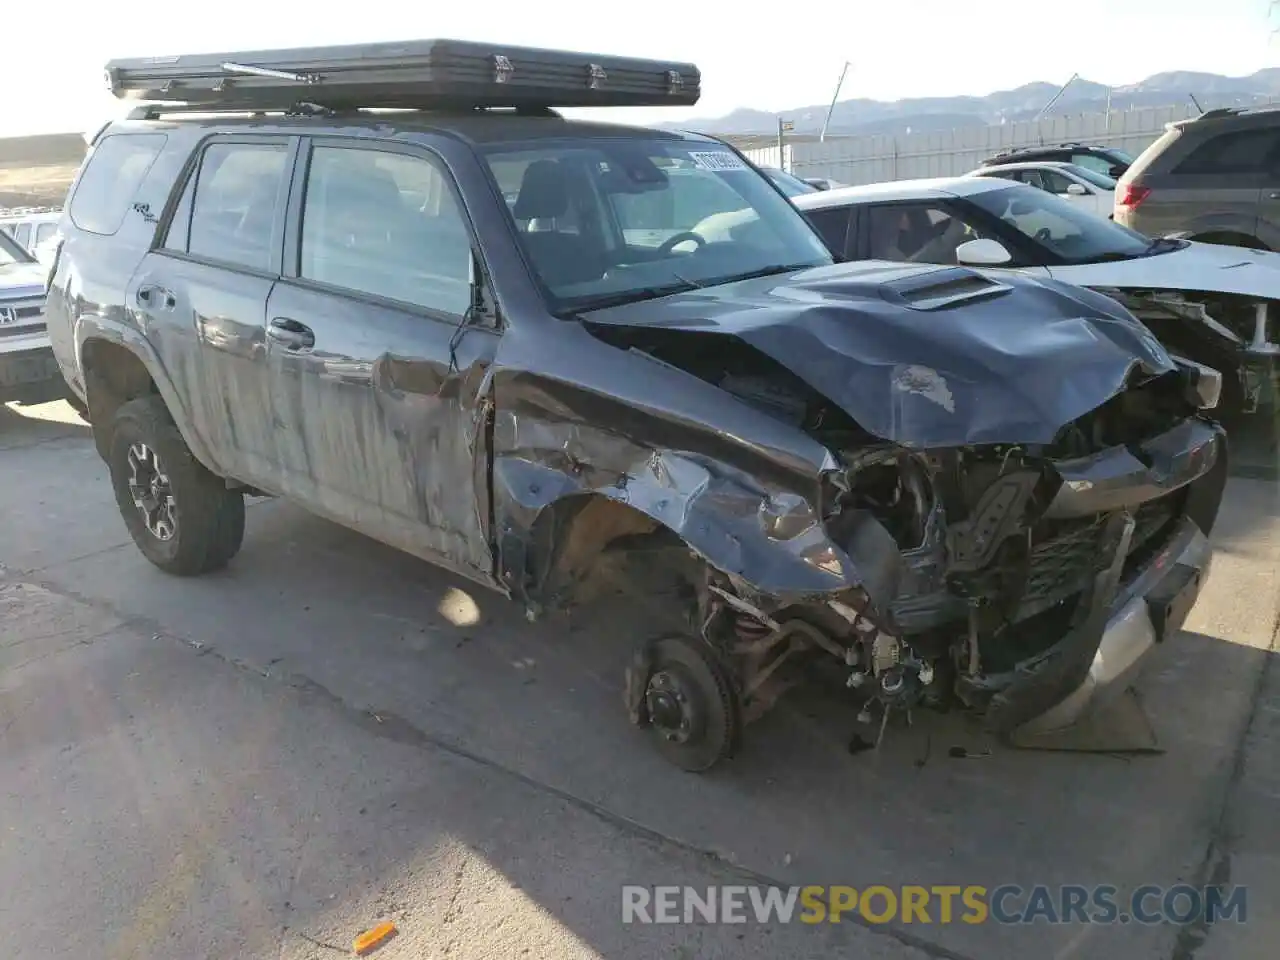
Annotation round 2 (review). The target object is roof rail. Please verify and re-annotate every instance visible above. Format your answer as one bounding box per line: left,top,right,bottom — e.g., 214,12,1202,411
124,101,563,121
105,39,701,112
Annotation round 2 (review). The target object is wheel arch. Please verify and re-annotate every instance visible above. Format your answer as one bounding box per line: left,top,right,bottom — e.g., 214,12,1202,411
492,448,873,615
78,331,220,473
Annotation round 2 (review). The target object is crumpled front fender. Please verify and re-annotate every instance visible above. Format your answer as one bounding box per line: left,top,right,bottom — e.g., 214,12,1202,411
491,410,901,614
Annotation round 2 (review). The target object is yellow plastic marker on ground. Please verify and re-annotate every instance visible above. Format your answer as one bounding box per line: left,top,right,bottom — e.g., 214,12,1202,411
353,920,397,955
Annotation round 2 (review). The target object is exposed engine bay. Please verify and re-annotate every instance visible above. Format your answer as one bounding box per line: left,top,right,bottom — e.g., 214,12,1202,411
592,321,1226,770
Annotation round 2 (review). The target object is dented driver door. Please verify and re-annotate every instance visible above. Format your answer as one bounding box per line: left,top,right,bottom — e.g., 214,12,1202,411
265,138,499,580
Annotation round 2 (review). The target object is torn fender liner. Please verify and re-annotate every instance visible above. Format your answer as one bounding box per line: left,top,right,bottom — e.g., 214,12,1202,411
490,409,903,611
583,262,1175,448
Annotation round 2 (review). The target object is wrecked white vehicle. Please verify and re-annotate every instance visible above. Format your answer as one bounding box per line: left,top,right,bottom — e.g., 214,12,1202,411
49,41,1228,772
793,177,1280,413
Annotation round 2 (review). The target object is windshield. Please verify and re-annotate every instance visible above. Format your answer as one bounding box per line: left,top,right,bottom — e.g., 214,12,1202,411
0,229,35,266
483,138,832,312
967,183,1154,264
1063,165,1117,190
761,167,819,198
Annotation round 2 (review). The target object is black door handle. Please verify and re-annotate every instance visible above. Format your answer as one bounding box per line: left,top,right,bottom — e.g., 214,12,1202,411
1269,192,1280,200
137,284,176,309
267,317,315,350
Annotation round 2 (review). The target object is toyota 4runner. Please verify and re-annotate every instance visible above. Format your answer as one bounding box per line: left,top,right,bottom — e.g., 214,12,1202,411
46,40,1229,770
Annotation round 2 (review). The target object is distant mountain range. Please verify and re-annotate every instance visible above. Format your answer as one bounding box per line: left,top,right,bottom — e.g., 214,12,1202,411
667,70,1280,136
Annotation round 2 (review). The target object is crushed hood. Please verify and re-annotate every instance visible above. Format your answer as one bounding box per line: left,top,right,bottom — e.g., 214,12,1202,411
1047,240,1280,300
584,261,1175,448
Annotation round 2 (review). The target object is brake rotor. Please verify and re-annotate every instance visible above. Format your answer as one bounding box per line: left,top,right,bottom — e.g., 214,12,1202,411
629,635,742,772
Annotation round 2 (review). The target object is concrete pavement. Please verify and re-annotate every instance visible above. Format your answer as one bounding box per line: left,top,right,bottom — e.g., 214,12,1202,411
1,398,1277,959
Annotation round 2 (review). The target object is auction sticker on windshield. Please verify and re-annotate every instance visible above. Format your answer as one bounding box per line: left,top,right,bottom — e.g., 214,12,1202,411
690,151,747,172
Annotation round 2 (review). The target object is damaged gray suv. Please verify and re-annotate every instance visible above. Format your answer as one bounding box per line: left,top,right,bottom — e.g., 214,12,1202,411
46,41,1228,770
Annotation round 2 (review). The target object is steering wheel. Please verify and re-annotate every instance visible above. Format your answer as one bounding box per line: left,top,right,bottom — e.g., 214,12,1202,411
1034,227,1052,243
657,231,706,255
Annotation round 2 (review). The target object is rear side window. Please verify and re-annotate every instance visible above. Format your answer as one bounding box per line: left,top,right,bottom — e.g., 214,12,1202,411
68,133,167,236
187,142,290,272
1174,128,1280,175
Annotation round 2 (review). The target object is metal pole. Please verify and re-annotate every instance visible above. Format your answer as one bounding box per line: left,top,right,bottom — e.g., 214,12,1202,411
777,117,784,170
820,61,851,143
1035,72,1079,121
1104,86,1112,132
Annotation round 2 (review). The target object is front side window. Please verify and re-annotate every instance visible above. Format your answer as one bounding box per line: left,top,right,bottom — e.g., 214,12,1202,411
965,183,1154,264
299,146,472,316
188,142,289,272
865,202,991,264
805,207,852,255
68,133,167,236
1063,165,1118,190
483,139,831,312
1039,170,1078,195
13,223,32,249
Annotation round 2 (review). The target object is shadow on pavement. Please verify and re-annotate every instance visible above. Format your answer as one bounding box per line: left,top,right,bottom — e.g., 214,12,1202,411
1,401,1276,959
20,488,1267,960
0,399,91,450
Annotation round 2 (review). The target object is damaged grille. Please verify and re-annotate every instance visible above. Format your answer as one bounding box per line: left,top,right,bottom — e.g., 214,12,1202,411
1017,495,1181,619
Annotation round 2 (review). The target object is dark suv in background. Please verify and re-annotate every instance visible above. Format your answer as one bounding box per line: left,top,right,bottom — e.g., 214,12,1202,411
1115,106,1280,249
982,143,1134,179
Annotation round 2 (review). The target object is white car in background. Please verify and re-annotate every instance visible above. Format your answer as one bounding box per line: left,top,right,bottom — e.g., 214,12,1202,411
791,175,1280,412
0,210,61,267
0,228,64,405
965,160,1116,221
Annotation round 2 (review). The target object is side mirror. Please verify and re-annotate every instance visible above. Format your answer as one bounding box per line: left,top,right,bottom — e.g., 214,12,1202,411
1065,182,1088,196
955,238,1013,267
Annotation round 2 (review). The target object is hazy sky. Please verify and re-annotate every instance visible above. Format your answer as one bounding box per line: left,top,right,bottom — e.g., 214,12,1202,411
4,0,1278,136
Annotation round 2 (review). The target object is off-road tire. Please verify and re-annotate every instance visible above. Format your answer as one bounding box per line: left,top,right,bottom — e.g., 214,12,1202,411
107,396,245,575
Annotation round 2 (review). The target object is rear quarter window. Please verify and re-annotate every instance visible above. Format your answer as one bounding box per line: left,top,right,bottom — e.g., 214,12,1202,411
1172,127,1280,175
68,133,167,236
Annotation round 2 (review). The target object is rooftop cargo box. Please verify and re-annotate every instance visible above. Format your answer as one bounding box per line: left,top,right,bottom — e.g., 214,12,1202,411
104,39,702,112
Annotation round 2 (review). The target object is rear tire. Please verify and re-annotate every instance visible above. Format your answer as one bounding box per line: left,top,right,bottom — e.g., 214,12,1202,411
107,396,245,576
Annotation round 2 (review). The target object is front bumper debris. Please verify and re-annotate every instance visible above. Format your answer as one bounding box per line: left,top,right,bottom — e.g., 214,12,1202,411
990,514,1211,739
1044,417,1223,520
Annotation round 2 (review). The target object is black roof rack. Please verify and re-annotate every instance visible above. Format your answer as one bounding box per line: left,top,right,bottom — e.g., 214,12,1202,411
105,39,701,113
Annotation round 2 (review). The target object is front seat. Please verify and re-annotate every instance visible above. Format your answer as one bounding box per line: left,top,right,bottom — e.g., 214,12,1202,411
512,160,602,287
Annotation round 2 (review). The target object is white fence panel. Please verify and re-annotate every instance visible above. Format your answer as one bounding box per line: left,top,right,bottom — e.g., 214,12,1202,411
782,104,1219,186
